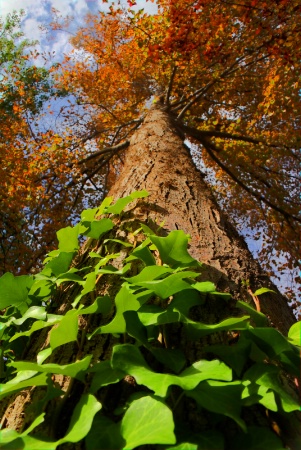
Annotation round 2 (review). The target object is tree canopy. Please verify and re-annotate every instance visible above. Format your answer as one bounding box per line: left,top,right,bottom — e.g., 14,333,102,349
52,0,301,303
2,1,301,305
0,11,71,274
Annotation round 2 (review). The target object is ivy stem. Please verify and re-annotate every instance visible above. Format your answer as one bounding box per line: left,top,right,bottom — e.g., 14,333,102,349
248,287,261,312
172,391,185,411
162,324,169,348
0,345,5,379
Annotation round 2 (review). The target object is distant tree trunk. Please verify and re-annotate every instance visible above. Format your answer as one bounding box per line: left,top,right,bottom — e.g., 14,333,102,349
109,105,295,334
0,105,297,443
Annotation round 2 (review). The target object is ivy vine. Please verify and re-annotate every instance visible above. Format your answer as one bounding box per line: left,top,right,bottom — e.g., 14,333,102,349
0,191,300,450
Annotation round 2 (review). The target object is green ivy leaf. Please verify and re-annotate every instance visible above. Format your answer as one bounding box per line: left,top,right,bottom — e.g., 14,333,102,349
121,395,176,448
0,273,34,311
166,444,198,450
28,279,55,301
85,414,124,450
8,306,46,327
192,281,216,293
253,287,276,296
186,380,246,431
104,190,149,215
97,196,113,215
79,295,112,316
236,300,268,327
126,308,185,365
243,363,300,412
80,207,98,222
150,231,200,268
184,315,250,339
170,290,204,316
58,394,102,445
96,263,131,275
131,271,199,298
0,435,56,450
0,413,45,445
140,223,156,236
89,360,125,393
105,196,134,214
5,396,102,450
130,189,149,199
10,315,61,342
125,265,173,284
57,224,80,252
83,218,114,239
129,243,156,266
288,322,301,346
242,381,277,411
50,309,78,350
90,284,152,337
150,347,186,374
42,252,74,277
169,430,224,450
0,306,46,334
243,328,300,375
56,272,84,286
81,271,96,295
93,252,120,267
37,347,52,365
111,344,232,397
0,372,49,400
231,426,286,450
138,305,181,326
103,238,133,247
124,310,148,344
208,338,251,376
9,355,92,381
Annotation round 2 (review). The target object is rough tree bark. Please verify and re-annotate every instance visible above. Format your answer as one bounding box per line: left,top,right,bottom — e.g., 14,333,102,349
109,105,295,334
0,105,298,444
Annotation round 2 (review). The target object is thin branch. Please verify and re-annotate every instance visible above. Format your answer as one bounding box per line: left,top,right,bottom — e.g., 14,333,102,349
201,139,301,224
175,122,295,151
260,165,301,180
165,65,177,107
176,122,262,147
176,80,216,119
78,140,130,165
176,56,246,120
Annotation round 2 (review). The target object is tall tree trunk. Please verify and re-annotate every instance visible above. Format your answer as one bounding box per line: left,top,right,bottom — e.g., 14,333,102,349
109,105,295,334
0,105,298,445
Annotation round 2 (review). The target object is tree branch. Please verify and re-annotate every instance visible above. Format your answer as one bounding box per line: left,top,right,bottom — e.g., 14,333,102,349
175,122,295,151
165,65,177,107
176,56,246,119
200,139,301,224
78,140,130,165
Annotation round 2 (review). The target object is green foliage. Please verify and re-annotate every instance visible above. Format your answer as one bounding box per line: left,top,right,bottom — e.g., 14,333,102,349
0,191,300,449
0,10,67,121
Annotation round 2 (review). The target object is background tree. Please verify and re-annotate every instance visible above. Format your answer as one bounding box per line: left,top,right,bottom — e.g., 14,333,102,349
0,11,74,275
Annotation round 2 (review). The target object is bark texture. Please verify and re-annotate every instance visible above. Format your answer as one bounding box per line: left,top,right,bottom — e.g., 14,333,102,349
110,105,295,334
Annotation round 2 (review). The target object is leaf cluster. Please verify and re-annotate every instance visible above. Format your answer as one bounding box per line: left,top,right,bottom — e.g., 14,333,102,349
0,191,300,449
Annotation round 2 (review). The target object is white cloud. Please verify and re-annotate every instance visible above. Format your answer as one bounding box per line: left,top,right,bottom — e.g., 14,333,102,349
46,0,74,16
0,0,157,66
0,0,35,17
0,1,52,23
22,17,44,42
